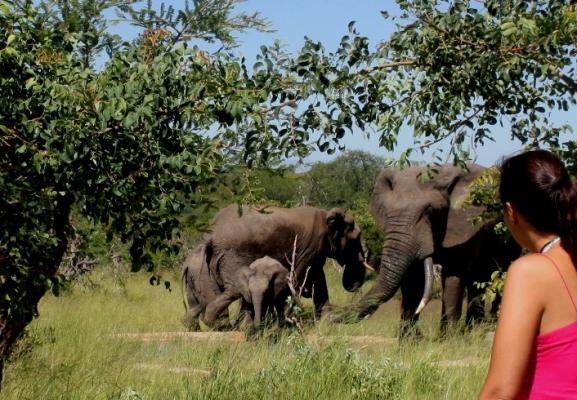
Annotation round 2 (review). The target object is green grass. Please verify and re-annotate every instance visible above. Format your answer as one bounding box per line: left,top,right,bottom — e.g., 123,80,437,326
2,265,494,399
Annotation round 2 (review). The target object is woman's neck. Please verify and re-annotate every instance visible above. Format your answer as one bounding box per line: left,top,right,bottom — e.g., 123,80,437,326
526,231,560,253
508,209,560,253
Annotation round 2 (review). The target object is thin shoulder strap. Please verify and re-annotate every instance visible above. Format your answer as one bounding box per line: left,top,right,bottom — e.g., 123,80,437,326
540,253,577,314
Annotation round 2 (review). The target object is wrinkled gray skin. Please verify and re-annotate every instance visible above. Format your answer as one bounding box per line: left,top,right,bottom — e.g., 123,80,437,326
181,243,227,330
339,164,520,336
238,256,290,328
182,205,367,330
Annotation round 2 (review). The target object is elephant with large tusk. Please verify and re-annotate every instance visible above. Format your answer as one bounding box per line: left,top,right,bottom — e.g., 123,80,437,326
332,164,521,337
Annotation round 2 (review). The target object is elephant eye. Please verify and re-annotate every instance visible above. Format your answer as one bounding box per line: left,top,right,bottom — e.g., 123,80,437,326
421,205,433,217
384,177,394,190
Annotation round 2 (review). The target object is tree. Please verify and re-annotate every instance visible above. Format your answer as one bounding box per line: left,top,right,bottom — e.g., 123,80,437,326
251,167,306,206
0,0,308,387
304,150,387,210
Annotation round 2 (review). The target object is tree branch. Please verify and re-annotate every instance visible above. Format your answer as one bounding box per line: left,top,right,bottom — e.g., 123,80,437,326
357,60,416,76
548,64,577,94
259,99,298,114
423,15,543,56
417,106,484,151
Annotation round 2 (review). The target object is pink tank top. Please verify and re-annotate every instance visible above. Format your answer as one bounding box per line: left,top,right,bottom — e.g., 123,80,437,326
522,254,577,399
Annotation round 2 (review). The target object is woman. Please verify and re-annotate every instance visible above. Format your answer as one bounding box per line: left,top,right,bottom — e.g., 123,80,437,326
480,149,577,399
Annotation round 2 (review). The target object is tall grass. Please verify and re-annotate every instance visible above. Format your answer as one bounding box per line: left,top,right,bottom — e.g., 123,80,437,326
2,265,493,399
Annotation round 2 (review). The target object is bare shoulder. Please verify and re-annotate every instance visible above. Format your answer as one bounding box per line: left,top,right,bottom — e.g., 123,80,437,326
509,253,549,269
502,254,553,313
506,254,551,283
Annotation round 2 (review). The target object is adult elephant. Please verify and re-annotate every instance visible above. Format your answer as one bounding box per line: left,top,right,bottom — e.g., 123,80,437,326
182,204,369,330
333,164,520,336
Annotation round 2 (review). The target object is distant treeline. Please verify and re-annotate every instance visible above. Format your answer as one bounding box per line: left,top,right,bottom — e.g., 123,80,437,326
67,150,387,275
182,149,387,267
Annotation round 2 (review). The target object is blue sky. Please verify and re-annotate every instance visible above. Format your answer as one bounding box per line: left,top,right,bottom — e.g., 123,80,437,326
112,1,574,167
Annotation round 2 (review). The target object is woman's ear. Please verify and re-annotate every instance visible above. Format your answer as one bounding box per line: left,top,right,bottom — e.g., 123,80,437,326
504,202,517,225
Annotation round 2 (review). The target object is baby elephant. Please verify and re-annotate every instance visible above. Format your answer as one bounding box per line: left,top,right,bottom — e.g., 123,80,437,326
238,256,290,328
181,245,290,330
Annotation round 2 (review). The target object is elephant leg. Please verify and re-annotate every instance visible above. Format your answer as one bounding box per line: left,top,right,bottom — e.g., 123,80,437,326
399,268,423,340
182,304,203,331
203,292,237,329
441,274,464,335
231,299,254,330
181,279,203,331
489,291,502,320
259,303,283,324
465,280,485,327
274,295,289,327
264,299,286,328
311,269,329,317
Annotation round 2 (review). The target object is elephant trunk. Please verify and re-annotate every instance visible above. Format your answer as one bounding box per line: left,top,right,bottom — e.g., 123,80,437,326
415,257,434,315
252,291,264,328
357,235,416,317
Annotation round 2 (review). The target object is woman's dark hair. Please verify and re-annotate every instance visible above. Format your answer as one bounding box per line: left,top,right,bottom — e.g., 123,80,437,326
499,149,577,265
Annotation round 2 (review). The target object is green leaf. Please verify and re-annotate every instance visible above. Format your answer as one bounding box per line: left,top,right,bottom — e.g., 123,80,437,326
0,1,11,15
117,98,127,114
2,47,18,57
348,20,356,33
25,77,36,89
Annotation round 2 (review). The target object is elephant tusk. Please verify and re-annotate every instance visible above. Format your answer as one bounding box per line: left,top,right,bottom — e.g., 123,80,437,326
363,261,375,272
415,299,427,316
415,257,434,315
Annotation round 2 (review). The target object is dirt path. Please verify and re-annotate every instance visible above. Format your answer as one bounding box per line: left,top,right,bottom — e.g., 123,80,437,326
110,331,483,373
107,331,398,347
134,363,211,376
108,331,246,343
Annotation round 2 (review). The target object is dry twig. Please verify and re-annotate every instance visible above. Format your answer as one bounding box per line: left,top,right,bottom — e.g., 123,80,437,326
284,234,312,334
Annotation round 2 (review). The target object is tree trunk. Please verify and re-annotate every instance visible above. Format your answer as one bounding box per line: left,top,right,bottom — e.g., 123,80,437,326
0,267,66,390
0,256,67,390
0,195,70,390
0,306,34,390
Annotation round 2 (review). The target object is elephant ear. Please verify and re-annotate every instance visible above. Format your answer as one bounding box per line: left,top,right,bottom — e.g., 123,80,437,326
326,208,356,245
327,208,346,236
441,164,487,248
370,168,395,228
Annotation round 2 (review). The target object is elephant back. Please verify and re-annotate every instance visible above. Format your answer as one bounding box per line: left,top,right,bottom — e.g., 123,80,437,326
206,204,328,268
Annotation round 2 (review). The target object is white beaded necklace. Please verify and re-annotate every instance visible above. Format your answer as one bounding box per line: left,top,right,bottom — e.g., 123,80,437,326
540,237,561,253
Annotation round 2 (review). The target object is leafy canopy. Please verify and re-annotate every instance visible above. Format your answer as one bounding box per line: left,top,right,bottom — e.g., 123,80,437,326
304,150,388,210
0,0,326,373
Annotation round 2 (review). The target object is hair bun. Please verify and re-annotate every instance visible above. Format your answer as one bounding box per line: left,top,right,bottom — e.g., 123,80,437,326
551,169,571,191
